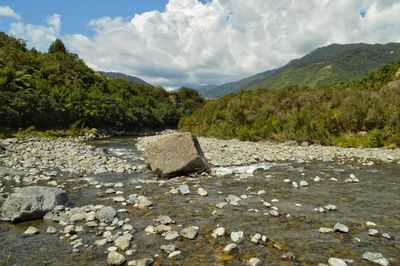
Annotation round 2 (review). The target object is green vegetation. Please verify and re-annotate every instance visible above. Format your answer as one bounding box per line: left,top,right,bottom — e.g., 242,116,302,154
179,62,400,148
204,43,400,98
0,32,204,137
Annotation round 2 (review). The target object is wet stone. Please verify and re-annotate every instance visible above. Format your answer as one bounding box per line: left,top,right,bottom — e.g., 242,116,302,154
328,258,347,266
212,227,225,238
333,223,349,233
107,251,126,266
362,252,389,266
127,258,154,266
230,231,244,243
165,230,179,241
178,184,190,195
223,243,237,253
180,226,198,239
24,226,39,236
160,244,178,254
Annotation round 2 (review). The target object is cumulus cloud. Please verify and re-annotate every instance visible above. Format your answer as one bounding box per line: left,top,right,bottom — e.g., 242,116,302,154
10,14,61,50
0,5,21,20
61,0,400,87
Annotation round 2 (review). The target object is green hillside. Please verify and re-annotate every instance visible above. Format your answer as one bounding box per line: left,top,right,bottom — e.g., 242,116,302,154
0,32,204,136
179,62,400,148
204,43,400,97
99,71,152,86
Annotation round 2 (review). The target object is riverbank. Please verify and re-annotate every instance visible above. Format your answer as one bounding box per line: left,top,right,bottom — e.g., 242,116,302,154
137,131,400,166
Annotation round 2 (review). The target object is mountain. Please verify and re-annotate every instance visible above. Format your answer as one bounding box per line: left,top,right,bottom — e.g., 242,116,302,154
99,71,152,86
203,69,276,98
194,85,217,96
180,62,400,147
202,42,400,97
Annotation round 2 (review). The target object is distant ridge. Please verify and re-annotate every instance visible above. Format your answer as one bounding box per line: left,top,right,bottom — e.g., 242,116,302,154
99,71,152,86
201,42,400,98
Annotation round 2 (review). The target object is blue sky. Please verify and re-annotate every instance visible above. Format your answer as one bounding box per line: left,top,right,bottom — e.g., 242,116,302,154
0,0,171,36
0,0,399,88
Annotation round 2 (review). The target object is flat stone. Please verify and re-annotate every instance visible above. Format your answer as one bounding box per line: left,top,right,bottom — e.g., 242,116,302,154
368,228,379,236
319,227,334,233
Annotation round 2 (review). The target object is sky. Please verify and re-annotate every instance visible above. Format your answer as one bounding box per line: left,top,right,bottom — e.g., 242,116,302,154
0,0,400,89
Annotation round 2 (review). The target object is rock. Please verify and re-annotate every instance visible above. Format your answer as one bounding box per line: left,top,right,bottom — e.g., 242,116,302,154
96,206,117,223
212,227,225,238
46,226,57,234
178,184,190,195
69,212,86,223
362,252,390,266
368,228,379,236
143,133,209,178
165,230,179,241
197,188,208,196
0,142,6,154
114,234,132,251
113,196,125,202
24,226,39,236
137,196,152,209
299,180,309,187
319,227,334,233
328,258,347,266
180,226,198,239
157,215,172,225
128,258,154,266
381,233,393,240
248,258,261,266
168,250,182,259
0,186,68,222
230,231,244,243
107,251,126,266
333,223,349,233
160,244,178,254
250,233,261,243
223,243,237,253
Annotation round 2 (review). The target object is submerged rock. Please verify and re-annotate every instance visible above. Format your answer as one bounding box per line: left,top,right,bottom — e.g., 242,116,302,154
362,252,390,266
128,258,153,266
0,186,68,223
144,133,209,178
24,226,39,236
328,258,347,266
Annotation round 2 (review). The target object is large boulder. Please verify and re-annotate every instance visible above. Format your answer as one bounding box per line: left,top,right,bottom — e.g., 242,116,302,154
0,142,5,154
0,186,68,223
144,133,209,178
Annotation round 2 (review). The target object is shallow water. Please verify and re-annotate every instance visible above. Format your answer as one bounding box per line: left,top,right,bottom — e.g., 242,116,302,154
0,137,399,265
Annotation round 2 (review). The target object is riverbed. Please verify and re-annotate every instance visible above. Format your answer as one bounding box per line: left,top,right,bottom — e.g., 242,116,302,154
0,136,399,265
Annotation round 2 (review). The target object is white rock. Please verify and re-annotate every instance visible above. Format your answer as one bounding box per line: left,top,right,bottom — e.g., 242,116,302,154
299,180,309,187
168,250,181,259
230,231,244,243
328,257,347,266
24,226,39,236
107,251,126,266
197,188,208,196
368,229,379,236
212,227,225,238
223,243,237,253
362,252,389,266
319,227,334,233
165,231,179,241
333,223,349,233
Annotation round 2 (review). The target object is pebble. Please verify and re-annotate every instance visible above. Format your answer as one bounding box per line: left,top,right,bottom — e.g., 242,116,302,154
24,226,39,236
269,210,279,217
197,188,208,196
127,258,153,266
212,227,225,238
381,233,392,240
223,243,237,253
180,226,198,239
165,231,179,241
107,251,126,266
250,233,261,243
368,229,379,236
248,258,261,266
299,180,309,187
362,252,389,266
46,226,57,234
366,221,377,227
333,223,349,233
168,250,181,259
314,176,322,182
157,215,173,225
160,244,178,254
178,184,190,195
319,227,334,233
328,258,347,266
230,231,244,243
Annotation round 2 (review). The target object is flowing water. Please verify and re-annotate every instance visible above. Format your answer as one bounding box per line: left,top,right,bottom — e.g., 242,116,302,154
0,137,399,265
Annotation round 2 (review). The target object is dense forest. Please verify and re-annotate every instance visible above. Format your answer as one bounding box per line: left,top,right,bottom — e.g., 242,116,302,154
0,32,204,137
180,62,400,148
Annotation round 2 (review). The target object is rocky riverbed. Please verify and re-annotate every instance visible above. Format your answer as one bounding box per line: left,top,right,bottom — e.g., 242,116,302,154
0,134,399,265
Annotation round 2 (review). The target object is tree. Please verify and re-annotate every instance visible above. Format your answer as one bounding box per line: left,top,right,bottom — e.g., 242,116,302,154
48,39,67,54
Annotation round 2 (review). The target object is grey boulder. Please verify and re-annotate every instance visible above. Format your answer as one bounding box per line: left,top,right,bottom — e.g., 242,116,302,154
144,133,209,178
0,186,68,223
0,142,5,154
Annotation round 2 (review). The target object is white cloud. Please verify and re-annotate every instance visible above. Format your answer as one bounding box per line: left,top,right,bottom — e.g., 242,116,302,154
55,1,400,87
0,5,21,20
10,14,61,50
